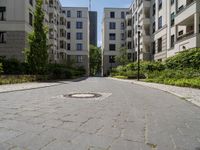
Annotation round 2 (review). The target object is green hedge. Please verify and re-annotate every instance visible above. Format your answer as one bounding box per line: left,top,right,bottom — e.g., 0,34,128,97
165,48,200,70
0,58,86,81
111,48,200,88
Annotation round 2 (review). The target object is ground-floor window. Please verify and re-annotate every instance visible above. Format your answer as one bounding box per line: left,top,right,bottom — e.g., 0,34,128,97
109,56,115,63
77,55,83,63
0,32,6,43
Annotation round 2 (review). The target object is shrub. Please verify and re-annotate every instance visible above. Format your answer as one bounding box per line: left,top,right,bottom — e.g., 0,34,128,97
165,48,200,70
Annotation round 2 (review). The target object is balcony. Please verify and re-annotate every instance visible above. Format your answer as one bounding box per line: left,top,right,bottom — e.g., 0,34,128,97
175,0,196,25
138,0,150,12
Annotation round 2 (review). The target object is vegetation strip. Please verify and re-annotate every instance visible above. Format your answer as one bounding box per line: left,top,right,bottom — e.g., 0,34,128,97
111,48,200,89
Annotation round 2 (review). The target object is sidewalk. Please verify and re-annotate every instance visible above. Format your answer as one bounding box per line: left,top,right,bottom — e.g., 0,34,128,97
0,77,87,93
0,82,60,93
110,77,200,107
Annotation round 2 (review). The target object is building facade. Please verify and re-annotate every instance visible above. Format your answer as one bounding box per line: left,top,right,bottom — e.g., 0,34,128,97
0,0,97,75
102,8,129,75
62,7,90,73
102,0,200,75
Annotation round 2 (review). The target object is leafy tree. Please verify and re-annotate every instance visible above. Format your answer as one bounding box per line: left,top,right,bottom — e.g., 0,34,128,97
116,47,130,66
89,45,102,76
24,0,48,74
0,63,3,75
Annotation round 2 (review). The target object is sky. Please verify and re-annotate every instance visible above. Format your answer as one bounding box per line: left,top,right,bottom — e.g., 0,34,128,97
60,0,133,47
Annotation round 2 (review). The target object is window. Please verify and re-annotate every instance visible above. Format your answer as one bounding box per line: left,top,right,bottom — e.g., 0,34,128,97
152,22,156,33
29,12,33,26
60,41,65,49
158,38,162,53
171,0,175,5
128,42,132,49
127,19,132,26
0,7,6,21
67,22,71,29
109,44,116,51
67,43,71,50
109,22,116,30
152,42,156,54
76,22,83,29
128,30,132,37
121,22,125,30
128,53,132,60
171,35,175,48
158,0,162,10
77,43,83,51
77,56,83,63
109,56,115,63
121,33,125,40
0,32,6,43
158,16,162,29
67,33,71,40
153,4,156,16
67,11,71,17
76,32,83,40
110,12,115,18
109,33,116,40
179,30,183,36
121,12,125,19
77,11,82,18
29,0,33,6
171,12,175,26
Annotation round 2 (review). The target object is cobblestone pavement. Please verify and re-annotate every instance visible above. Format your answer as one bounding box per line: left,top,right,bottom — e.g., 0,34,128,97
111,78,200,107
0,77,200,150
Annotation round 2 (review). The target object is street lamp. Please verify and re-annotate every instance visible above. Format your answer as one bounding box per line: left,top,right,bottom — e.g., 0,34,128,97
137,25,141,81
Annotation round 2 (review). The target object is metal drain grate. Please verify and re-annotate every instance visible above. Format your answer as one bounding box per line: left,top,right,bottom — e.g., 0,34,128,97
65,93,102,99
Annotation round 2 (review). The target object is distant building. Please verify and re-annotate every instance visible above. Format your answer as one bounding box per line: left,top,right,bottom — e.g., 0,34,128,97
62,7,90,74
89,11,98,46
102,8,129,76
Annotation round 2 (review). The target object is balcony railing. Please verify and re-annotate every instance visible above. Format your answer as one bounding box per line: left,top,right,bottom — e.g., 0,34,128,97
177,30,194,41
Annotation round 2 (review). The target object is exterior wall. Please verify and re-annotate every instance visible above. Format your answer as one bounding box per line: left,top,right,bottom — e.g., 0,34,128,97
0,0,31,60
62,7,90,75
0,31,27,60
102,8,129,76
167,0,200,58
89,11,98,46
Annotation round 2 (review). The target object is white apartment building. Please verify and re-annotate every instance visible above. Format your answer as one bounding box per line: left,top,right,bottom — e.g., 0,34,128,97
102,8,129,75
102,0,200,75
0,0,91,74
62,7,90,73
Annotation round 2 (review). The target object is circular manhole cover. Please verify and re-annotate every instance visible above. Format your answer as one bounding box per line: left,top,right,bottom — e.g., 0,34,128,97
66,93,102,99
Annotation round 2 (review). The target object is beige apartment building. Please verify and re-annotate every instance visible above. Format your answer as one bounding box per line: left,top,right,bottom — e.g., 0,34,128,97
102,0,200,75
62,7,90,73
102,8,130,75
0,0,91,74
